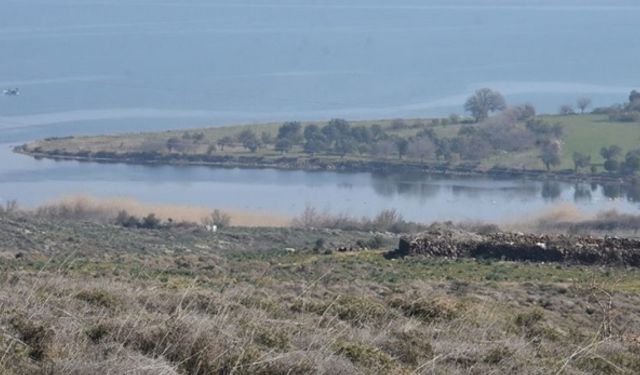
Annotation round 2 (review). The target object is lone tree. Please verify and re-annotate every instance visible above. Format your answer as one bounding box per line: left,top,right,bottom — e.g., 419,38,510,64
237,130,260,152
572,152,591,172
559,105,575,115
629,90,640,104
166,137,181,152
217,136,233,151
277,122,303,145
623,150,640,175
464,88,506,122
600,145,622,161
395,138,409,160
576,97,592,114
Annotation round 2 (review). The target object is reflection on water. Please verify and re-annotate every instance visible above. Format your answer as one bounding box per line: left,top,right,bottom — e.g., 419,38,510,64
0,144,638,222
541,181,562,201
602,182,640,202
573,183,592,203
369,172,640,208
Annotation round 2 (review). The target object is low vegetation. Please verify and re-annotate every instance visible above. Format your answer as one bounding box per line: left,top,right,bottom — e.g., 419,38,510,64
1,205,640,374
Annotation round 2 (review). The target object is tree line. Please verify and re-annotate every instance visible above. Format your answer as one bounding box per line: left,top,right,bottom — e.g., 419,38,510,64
561,90,640,123
164,88,639,175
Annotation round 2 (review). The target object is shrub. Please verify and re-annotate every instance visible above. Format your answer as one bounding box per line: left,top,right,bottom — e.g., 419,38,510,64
115,210,140,228
336,340,395,372
332,296,388,325
314,238,325,250
367,235,385,249
380,329,434,366
514,308,547,339
0,199,18,215
141,213,161,229
76,289,120,309
85,322,113,343
255,326,290,350
9,315,53,361
202,209,231,228
483,346,514,364
389,296,460,322
604,159,620,173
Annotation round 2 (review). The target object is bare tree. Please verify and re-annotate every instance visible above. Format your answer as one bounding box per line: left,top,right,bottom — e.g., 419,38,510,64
372,140,396,159
577,97,592,114
464,88,507,122
0,199,18,215
559,104,575,115
202,209,231,228
407,137,436,162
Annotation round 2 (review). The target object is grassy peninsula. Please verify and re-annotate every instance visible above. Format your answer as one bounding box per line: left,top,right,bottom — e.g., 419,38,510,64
17,112,640,182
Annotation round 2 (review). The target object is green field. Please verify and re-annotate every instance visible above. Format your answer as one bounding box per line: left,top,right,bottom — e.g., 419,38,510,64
550,114,640,167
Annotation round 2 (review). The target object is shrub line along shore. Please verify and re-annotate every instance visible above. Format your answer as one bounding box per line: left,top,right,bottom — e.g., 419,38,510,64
13,145,637,185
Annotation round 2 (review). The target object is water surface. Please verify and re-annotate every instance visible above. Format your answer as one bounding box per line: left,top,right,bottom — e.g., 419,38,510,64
1,143,638,222
1,0,639,221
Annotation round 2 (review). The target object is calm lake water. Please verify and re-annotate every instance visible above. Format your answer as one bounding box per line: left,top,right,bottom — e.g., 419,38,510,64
1,142,638,222
1,0,639,221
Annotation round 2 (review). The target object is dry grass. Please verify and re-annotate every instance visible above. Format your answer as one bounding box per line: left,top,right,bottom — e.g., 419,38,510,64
503,203,640,238
2,203,640,374
34,194,291,227
292,206,427,234
1,212,640,374
2,258,640,374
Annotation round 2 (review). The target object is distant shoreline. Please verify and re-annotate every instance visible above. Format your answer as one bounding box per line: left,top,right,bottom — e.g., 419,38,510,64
13,146,634,185
13,113,640,185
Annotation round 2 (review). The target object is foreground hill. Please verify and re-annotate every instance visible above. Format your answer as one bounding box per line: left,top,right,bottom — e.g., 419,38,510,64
1,212,640,374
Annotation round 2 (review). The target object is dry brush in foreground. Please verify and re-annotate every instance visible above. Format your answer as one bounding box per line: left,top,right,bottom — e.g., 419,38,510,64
1,214,640,374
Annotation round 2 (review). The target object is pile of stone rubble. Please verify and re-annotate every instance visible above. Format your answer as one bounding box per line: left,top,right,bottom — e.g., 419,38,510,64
392,228,640,266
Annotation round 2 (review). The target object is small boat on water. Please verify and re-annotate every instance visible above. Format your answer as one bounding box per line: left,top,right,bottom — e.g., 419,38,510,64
3,88,19,96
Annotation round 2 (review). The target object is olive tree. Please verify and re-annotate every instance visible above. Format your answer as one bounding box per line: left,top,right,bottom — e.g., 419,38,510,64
600,145,622,161
572,152,591,172
540,139,562,171
217,136,233,151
